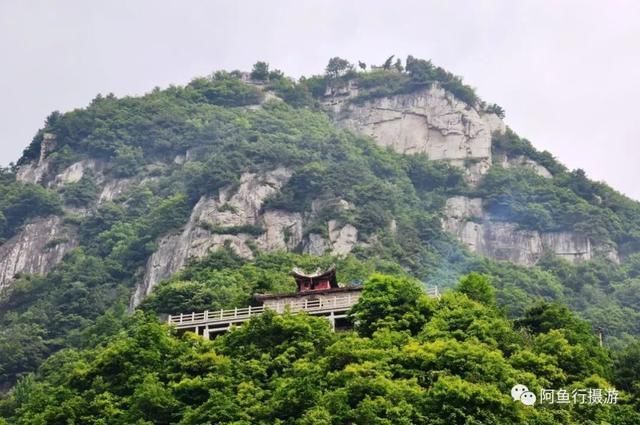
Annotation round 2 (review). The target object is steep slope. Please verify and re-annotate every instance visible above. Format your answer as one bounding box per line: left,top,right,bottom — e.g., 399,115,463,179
4,60,636,296
1,57,640,388
0,216,77,292
322,82,622,265
443,196,615,265
326,82,502,185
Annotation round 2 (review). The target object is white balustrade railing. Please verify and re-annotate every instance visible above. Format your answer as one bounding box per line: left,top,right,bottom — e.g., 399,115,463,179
426,286,439,298
168,286,439,328
168,295,358,327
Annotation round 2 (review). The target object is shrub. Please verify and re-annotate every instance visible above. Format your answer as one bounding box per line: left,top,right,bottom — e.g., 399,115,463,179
62,173,98,207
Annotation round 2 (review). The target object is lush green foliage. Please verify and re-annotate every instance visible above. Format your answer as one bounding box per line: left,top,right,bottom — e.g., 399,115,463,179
325,57,354,78
0,186,191,385
456,272,496,306
349,274,435,336
1,74,472,387
61,172,98,207
267,77,315,108
1,275,637,424
3,58,640,424
491,128,563,175
147,247,640,347
467,255,640,345
250,61,270,81
478,166,614,238
0,168,61,242
140,250,408,315
488,128,640,252
312,55,482,107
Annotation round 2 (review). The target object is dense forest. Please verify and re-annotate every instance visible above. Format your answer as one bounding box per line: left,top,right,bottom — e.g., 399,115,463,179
2,270,640,424
1,56,640,423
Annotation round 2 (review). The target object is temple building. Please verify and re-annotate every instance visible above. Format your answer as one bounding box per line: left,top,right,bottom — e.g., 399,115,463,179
169,265,364,336
292,265,339,291
255,265,362,320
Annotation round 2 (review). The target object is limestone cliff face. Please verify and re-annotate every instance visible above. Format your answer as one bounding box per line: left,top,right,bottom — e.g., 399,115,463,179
303,220,359,256
443,196,619,265
9,137,364,305
302,199,359,256
495,153,552,178
324,82,551,182
16,133,56,184
1,142,136,295
131,168,362,306
1,157,133,295
325,85,592,264
24,157,134,204
0,217,77,293
326,84,505,185
3,82,614,306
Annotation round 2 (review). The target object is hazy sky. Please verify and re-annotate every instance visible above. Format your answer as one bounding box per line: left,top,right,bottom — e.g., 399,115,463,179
1,1,639,199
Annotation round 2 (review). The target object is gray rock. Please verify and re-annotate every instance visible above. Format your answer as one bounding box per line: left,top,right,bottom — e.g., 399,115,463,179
16,160,49,184
131,166,368,306
256,210,303,251
442,196,620,265
98,178,134,203
0,217,77,295
51,159,101,187
496,154,552,178
327,84,504,185
16,133,56,184
328,220,358,256
131,167,295,307
304,233,331,256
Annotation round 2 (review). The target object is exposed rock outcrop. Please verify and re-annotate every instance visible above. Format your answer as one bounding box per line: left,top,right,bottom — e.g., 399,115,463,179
132,167,365,306
495,154,552,178
443,196,619,265
304,233,332,256
98,178,135,203
16,161,50,185
256,210,303,251
52,159,135,203
303,221,359,256
0,217,78,294
132,168,295,306
22,154,137,206
326,85,505,185
328,220,358,255
51,159,100,187
303,200,359,256
16,133,56,184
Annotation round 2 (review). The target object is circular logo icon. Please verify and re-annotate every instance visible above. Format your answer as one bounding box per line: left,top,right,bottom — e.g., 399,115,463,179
520,391,537,406
511,384,529,401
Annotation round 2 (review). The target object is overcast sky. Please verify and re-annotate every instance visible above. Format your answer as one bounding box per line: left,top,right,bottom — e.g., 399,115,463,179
1,0,639,199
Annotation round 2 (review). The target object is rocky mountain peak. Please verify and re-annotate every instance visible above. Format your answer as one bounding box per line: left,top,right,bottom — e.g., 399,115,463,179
324,83,505,185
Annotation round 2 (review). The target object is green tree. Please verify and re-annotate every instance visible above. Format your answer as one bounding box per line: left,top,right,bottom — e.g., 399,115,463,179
62,172,98,207
250,61,270,81
614,340,640,402
394,57,404,72
325,57,352,78
349,274,435,336
456,272,496,306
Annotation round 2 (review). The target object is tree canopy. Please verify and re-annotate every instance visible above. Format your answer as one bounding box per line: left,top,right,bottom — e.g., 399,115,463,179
1,274,637,424
2,56,640,422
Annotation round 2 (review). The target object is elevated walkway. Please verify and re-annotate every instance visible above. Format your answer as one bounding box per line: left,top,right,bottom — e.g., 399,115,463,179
168,286,439,338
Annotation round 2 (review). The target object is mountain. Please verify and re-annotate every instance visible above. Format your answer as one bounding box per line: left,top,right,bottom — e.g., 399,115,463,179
1,57,640,423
